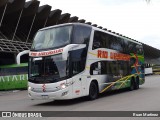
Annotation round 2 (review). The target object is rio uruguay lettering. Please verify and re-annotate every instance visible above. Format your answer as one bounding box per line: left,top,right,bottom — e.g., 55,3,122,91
30,48,63,57
97,50,130,61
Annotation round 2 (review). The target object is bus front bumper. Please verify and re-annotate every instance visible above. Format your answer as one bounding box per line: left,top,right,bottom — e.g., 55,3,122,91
28,86,72,100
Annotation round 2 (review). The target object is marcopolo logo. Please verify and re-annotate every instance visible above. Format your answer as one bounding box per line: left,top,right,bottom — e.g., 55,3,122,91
42,84,46,92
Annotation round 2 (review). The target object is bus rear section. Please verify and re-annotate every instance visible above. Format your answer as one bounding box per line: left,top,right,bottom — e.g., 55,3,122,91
87,28,145,95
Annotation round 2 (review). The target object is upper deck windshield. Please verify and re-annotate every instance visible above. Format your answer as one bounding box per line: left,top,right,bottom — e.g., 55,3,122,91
32,25,72,50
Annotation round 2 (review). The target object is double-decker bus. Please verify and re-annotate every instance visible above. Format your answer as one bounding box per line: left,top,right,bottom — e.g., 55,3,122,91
28,23,145,100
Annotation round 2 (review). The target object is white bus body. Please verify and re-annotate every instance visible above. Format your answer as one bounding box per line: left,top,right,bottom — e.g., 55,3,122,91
28,23,145,100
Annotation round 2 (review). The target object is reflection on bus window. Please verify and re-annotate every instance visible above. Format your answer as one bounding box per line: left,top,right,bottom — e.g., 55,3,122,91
32,26,72,50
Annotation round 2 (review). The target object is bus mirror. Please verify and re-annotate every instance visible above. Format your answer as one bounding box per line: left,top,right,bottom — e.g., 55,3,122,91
62,44,86,60
16,50,30,65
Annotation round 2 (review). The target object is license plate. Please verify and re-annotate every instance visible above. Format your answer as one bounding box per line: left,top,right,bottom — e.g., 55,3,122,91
41,95,49,99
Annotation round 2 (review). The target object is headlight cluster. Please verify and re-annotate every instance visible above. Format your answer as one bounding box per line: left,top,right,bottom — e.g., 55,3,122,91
28,86,31,90
59,81,74,90
28,81,74,93
60,83,66,89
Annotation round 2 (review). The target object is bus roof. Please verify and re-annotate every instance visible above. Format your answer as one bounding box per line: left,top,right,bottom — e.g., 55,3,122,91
92,26,142,45
39,23,142,45
39,23,92,31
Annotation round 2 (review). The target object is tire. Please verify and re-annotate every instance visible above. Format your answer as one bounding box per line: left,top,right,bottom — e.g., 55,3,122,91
134,77,139,90
88,81,98,100
129,78,135,91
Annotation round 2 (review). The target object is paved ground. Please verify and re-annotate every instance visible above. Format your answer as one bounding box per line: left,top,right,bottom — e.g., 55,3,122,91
0,75,160,120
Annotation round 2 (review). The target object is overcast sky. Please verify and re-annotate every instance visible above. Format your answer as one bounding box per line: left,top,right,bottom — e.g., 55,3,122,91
27,0,160,49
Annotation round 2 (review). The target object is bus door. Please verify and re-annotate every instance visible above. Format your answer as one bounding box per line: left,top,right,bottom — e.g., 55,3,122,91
81,75,89,96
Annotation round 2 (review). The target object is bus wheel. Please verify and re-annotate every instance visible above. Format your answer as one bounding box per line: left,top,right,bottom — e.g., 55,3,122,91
129,78,135,91
134,77,139,90
88,81,98,100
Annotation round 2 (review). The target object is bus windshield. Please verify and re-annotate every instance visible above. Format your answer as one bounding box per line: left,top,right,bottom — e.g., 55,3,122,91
29,54,69,83
32,25,72,50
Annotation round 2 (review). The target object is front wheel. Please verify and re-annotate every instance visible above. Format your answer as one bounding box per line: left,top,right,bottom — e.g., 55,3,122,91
88,82,98,100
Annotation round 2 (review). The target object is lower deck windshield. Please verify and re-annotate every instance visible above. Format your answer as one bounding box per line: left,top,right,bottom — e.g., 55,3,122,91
29,54,68,83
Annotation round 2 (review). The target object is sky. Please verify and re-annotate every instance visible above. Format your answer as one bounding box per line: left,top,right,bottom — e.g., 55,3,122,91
27,0,160,49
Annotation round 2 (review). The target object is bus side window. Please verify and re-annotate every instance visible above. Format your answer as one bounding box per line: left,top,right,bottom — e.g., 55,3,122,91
136,45,144,55
123,39,129,54
127,42,136,53
93,31,101,49
109,36,123,52
90,61,106,75
90,62,100,75
90,62,99,75
73,25,91,46
71,48,87,75
92,31,107,49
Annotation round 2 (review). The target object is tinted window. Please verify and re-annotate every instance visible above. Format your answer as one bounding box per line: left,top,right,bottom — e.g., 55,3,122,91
136,44,144,55
109,36,124,52
92,31,109,49
90,61,130,76
128,42,137,53
123,39,130,53
123,39,143,54
92,31,123,52
32,25,72,50
93,31,143,55
70,48,87,75
72,25,91,46
93,31,102,49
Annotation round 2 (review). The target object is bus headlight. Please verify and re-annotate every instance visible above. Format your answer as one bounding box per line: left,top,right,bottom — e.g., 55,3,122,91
60,83,66,89
28,86,31,91
59,81,74,90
